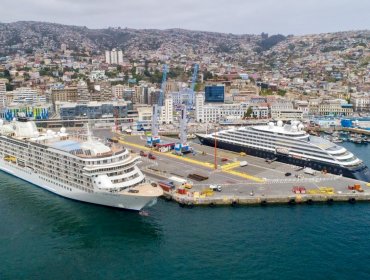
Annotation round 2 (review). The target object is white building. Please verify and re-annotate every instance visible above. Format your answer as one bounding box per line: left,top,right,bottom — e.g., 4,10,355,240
137,106,152,123
350,92,370,112
195,93,247,123
0,79,7,107
105,49,124,65
105,51,111,64
195,93,205,122
160,98,173,124
171,88,195,107
89,70,106,81
112,84,125,99
251,105,269,119
270,101,304,120
10,87,46,104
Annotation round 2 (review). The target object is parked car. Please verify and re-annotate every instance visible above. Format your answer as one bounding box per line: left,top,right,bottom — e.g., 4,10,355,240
285,172,292,177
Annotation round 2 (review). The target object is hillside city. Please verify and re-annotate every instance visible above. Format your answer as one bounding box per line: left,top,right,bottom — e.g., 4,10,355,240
0,21,369,131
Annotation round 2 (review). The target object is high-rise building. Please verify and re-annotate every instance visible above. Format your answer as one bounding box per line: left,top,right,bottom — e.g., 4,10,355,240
111,49,118,64
195,93,205,122
105,49,124,65
91,82,113,102
0,79,7,107
60,43,67,52
77,81,90,103
160,97,174,124
105,51,111,64
117,50,123,64
112,84,125,99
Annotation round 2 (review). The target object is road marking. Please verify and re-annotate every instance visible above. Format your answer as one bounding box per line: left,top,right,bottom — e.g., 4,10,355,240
121,139,267,183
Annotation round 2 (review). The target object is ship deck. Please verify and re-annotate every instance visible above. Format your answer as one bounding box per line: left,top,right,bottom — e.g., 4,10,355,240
25,134,125,158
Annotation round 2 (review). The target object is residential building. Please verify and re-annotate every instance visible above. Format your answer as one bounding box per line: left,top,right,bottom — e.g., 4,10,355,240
77,80,89,103
160,98,173,124
0,79,7,107
105,49,124,65
195,93,205,122
112,84,125,99
89,70,106,81
10,87,46,104
91,82,113,102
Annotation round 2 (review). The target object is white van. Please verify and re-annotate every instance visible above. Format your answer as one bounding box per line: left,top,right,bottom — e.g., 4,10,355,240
239,161,248,167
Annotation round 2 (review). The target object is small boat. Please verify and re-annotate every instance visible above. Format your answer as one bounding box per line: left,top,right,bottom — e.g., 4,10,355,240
332,137,343,143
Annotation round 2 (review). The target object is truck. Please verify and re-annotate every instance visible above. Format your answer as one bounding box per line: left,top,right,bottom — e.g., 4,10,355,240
239,161,248,167
168,176,188,187
303,167,316,175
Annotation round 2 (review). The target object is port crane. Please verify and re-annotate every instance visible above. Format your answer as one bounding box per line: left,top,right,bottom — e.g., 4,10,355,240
174,104,192,155
174,64,198,153
148,64,168,147
187,63,199,107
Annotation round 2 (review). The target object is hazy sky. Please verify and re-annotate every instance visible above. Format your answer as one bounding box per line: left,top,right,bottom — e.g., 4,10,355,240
1,0,369,35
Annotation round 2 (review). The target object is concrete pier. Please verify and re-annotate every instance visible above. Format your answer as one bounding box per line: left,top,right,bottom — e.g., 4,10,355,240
115,133,370,207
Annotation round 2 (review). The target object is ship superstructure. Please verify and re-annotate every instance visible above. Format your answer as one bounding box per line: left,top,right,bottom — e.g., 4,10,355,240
197,121,370,181
0,118,162,210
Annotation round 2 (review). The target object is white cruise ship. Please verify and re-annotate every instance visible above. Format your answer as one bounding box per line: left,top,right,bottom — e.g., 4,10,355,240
197,121,370,182
0,117,163,211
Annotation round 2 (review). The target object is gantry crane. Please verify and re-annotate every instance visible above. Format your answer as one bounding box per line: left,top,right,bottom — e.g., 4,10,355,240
148,64,168,147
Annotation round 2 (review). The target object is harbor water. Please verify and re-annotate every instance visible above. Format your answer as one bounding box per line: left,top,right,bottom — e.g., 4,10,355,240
1,143,370,279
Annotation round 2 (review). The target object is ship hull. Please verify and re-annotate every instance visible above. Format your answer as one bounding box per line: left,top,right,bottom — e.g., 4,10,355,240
0,159,158,211
197,135,370,182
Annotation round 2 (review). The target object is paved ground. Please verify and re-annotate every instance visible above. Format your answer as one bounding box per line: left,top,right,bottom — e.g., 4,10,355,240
114,134,368,201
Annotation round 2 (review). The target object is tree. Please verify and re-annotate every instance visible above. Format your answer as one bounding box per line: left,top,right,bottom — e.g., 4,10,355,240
277,89,286,96
203,70,213,81
245,107,253,118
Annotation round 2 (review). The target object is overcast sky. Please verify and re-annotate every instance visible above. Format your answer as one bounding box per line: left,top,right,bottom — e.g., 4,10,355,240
0,0,369,35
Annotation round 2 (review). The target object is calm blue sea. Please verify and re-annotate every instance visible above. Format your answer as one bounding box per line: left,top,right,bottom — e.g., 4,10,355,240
1,142,370,280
